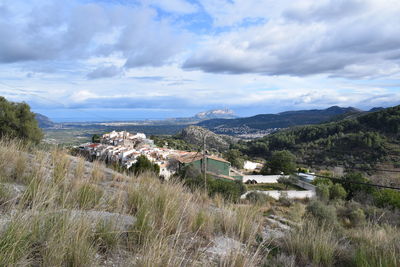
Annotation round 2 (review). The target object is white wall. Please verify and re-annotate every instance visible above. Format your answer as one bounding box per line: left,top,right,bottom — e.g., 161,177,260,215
243,175,288,183
241,190,316,200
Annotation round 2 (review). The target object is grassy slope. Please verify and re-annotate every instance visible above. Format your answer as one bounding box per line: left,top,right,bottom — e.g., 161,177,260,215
0,138,263,266
0,138,399,266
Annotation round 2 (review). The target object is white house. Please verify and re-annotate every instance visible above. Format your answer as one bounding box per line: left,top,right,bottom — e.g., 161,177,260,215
244,160,262,171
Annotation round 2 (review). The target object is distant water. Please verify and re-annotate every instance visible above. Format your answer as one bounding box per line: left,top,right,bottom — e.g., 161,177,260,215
33,108,196,123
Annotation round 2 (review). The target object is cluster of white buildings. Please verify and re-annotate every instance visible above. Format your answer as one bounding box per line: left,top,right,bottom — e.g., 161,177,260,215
78,131,192,179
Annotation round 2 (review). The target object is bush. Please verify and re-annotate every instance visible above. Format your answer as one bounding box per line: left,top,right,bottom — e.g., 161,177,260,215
329,183,347,200
337,202,366,228
245,191,272,205
129,155,160,176
342,172,374,199
306,200,338,226
278,192,294,207
277,175,298,189
208,179,246,201
373,189,400,209
182,172,246,202
316,184,330,202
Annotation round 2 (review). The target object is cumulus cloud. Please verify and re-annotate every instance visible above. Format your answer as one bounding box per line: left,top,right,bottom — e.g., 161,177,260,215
1,0,400,119
0,0,186,68
184,0,400,78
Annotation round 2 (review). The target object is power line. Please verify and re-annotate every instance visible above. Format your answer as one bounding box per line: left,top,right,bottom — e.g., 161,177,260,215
310,173,400,191
295,159,400,174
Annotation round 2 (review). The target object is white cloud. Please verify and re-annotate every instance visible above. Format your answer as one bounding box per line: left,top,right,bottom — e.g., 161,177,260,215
0,0,399,119
0,0,187,68
185,0,400,78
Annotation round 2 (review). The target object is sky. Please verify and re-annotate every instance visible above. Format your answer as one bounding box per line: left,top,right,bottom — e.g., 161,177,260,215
0,0,400,122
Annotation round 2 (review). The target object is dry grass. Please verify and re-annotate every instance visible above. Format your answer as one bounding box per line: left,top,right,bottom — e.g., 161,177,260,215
0,138,264,266
349,224,400,267
281,219,343,266
2,138,399,266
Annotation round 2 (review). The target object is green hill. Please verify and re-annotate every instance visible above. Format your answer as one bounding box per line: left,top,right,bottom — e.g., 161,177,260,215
237,105,400,169
197,106,362,135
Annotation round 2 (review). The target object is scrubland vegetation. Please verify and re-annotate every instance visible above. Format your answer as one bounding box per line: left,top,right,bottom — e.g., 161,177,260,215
0,138,400,266
1,96,400,266
236,105,400,169
0,138,264,266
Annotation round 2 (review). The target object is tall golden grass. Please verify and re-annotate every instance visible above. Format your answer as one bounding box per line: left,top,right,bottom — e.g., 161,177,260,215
0,138,264,266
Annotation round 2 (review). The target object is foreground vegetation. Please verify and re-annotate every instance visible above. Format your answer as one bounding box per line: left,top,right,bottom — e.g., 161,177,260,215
0,138,399,266
0,138,263,266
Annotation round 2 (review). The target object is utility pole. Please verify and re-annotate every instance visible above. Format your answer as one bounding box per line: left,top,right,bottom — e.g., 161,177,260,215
202,133,207,191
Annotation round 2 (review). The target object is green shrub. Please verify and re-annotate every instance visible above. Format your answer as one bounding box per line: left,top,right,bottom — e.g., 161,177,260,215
129,155,160,176
245,191,272,205
373,189,400,209
313,177,333,187
316,184,330,202
329,184,347,200
342,172,375,199
306,201,338,226
208,179,246,201
181,170,246,202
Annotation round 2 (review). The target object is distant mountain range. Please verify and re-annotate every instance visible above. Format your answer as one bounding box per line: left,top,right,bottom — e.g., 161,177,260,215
196,106,374,135
35,106,382,136
35,113,57,128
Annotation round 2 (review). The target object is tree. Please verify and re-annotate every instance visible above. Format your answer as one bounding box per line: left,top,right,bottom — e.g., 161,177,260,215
92,134,100,143
130,155,160,176
224,149,244,169
0,97,43,143
266,150,296,175
341,172,374,199
277,175,298,189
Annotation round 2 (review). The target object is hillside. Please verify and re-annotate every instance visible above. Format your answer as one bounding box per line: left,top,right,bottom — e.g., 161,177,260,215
1,138,400,266
179,126,236,152
0,139,264,266
35,113,57,128
237,105,400,174
197,106,362,136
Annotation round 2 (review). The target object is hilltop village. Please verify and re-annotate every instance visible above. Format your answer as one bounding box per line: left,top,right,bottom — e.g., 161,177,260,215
78,130,244,181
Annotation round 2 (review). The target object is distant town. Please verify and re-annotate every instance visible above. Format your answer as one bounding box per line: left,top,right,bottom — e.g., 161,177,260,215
77,130,253,181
